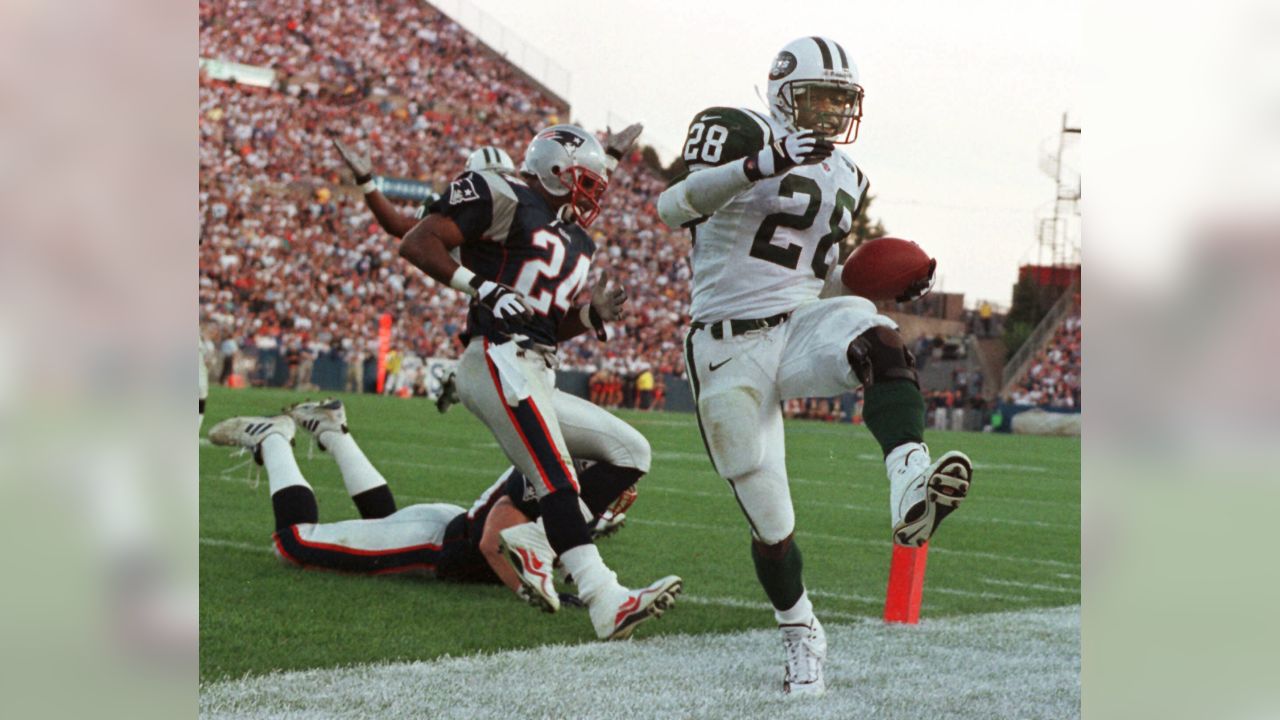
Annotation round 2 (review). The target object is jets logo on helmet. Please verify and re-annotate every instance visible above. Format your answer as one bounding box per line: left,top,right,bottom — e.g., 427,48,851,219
769,51,798,81
465,146,515,173
766,36,865,143
519,124,609,227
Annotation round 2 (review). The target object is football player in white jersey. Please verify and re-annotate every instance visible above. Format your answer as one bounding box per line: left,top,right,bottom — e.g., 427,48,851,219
658,36,974,696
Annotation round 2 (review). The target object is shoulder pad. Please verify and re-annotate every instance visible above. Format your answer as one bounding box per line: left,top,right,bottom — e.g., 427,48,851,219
680,106,772,173
443,170,520,242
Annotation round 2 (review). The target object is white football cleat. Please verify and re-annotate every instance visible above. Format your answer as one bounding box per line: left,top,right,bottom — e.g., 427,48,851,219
889,445,973,547
590,511,627,539
590,575,682,641
498,522,560,613
286,398,348,450
591,485,637,539
207,415,296,464
781,617,827,696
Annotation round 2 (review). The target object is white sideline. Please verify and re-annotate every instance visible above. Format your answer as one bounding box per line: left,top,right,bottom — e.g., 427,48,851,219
200,605,1080,720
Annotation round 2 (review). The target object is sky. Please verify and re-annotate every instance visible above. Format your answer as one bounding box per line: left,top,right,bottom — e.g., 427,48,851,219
447,0,1079,306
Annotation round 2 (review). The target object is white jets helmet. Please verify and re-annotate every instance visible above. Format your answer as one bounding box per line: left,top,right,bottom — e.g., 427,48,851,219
766,36,865,143
519,124,610,226
465,146,515,173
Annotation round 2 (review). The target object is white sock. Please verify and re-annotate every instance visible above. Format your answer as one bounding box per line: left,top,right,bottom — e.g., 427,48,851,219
323,432,387,497
775,590,815,626
559,544,621,605
261,434,310,495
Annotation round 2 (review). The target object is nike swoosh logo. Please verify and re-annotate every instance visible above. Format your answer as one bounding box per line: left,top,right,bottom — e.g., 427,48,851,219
709,358,734,372
700,115,721,121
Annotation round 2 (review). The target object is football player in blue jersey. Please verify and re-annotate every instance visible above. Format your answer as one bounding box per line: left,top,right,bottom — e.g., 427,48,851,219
397,124,682,641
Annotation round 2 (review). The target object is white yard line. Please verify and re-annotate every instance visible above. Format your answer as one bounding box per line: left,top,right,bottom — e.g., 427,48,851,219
200,537,268,553
626,517,1079,570
640,484,1074,530
982,578,1079,594
929,587,1032,602
856,453,1060,475
680,595,867,623
201,605,1080,720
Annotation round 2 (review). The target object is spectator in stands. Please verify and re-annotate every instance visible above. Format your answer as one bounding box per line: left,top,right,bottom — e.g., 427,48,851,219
979,301,993,337
198,0,703,383
1008,315,1081,410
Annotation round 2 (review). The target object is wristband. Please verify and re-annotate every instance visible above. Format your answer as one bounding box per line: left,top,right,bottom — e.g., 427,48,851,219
579,304,593,328
360,179,378,194
449,266,478,295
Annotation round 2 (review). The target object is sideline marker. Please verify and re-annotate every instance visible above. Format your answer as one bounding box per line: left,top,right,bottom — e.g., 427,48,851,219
884,542,928,624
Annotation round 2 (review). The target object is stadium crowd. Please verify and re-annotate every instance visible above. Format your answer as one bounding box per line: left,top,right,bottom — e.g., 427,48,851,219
1007,315,1081,409
199,0,692,389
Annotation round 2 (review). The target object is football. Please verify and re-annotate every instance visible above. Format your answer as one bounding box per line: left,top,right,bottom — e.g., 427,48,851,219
841,237,937,301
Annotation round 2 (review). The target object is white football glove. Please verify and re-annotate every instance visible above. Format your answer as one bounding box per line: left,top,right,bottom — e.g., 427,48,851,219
603,122,643,173
471,278,533,322
590,271,627,322
746,129,835,180
332,138,374,184
582,271,626,340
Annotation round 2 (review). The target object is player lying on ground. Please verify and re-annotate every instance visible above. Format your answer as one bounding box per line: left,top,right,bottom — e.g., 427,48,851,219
398,123,681,640
207,399,637,605
657,36,974,695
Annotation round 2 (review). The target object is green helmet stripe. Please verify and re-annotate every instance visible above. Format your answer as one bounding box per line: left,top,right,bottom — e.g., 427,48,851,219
810,36,833,70
834,41,848,70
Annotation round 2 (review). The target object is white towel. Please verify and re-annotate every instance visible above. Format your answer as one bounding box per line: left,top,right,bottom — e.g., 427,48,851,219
485,340,532,407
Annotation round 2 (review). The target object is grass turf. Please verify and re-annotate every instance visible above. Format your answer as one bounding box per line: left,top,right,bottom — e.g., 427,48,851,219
199,386,1079,681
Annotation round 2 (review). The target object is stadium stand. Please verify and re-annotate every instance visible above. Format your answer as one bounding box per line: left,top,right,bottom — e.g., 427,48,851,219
1005,314,1081,410
199,0,692,392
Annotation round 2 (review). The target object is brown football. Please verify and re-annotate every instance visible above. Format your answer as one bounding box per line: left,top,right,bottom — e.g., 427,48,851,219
841,237,936,301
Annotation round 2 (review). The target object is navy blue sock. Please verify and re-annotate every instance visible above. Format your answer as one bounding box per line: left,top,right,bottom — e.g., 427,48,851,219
538,490,593,555
271,485,319,531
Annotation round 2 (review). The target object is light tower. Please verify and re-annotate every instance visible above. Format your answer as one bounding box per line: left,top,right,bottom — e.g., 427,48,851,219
1037,113,1081,268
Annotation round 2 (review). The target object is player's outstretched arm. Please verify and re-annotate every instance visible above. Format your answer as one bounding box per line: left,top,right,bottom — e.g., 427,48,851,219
478,497,533,594
333,138,418,238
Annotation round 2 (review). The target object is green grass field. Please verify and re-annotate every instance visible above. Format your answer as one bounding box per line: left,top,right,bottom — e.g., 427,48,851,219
199,386,1079,684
